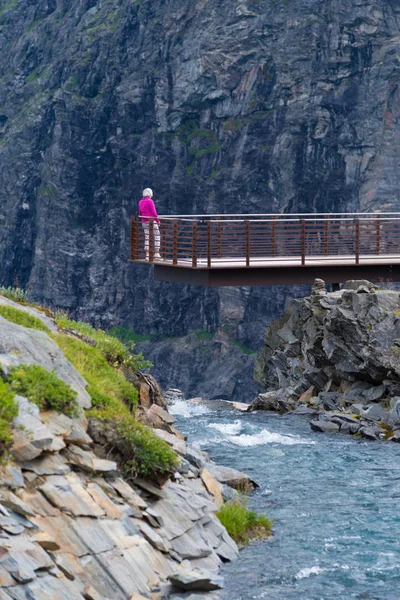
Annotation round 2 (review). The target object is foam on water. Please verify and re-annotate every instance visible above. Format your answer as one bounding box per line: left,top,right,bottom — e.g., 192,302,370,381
207,420,243,435
226,428,315,447
168,399,211,418
295,566,324,579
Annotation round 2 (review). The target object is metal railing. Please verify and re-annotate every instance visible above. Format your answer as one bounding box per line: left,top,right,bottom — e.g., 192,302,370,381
130,213,400,268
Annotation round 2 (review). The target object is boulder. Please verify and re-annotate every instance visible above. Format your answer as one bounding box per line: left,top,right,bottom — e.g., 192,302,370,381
64,422,93,446
361,385,386,403
342,280,377,292
388,397,400,426
169,568,224,591
312,279,327,295
298,386,316,403
207,464,257,491
11,396,55,461
0,465,25,488
64,445,118,474
310,420,340,433
200,468,224,508
317,392,341,411
142,404,176,432
359,426,381,440
153,428,187,456
247,390,290,413
359,404,387,422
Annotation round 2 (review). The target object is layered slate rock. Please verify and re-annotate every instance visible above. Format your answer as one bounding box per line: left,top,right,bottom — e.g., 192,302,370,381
0,317,91,409
0,376,238,599
253,283,400,443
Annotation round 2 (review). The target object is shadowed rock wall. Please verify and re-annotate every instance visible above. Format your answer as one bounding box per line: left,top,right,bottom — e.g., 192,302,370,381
0,0,399,349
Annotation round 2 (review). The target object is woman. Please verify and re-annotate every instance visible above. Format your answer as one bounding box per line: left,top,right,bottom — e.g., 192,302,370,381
138,188,161,261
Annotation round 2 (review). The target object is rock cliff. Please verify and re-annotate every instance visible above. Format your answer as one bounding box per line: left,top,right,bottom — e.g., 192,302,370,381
252,280,400,441
0,296,246,599
2,0,399,352
136,330,261,402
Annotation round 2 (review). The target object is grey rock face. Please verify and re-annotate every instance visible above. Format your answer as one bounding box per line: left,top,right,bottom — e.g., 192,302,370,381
2,0,395,375
136,332,261,402
254,284,400,442
255,287,400,392
0,316,91,409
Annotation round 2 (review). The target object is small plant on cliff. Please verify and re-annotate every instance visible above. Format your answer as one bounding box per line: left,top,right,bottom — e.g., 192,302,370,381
89,404,179,478
8,364,79,417
217,498,273,544
0,305,50,333
0,286,29,304
108,325,151,344
54,334,138,409
54,334,177,477
55,313,151,371
0,380,17,458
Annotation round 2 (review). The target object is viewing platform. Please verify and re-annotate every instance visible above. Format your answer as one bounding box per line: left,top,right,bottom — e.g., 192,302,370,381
130,213,400,286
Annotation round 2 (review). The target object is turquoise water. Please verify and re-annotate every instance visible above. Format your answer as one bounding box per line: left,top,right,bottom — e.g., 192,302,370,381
170,401,400,600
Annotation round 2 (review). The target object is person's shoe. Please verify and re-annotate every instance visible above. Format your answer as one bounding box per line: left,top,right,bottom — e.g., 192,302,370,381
154,253,162,260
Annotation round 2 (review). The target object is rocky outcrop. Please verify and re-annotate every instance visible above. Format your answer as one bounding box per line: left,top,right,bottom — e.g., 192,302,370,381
0,300,243,599
3,0,397,354
252,281,400,442
136,331,260,402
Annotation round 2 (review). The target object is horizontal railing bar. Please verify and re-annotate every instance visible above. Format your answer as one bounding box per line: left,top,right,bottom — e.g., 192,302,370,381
158,212,400,218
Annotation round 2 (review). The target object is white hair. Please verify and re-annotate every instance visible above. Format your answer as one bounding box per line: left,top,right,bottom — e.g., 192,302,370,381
142,188,153,198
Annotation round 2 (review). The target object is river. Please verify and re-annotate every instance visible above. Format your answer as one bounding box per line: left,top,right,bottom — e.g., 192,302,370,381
169,400,400,600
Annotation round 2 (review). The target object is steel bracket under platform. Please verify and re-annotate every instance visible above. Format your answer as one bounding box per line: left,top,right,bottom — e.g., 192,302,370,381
154,263,400,287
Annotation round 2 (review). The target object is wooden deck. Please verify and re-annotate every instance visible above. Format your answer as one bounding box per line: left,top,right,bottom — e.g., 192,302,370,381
130,213,400,286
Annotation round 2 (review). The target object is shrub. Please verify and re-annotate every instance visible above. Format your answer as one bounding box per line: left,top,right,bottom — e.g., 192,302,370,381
55,313,151,371
89,405,179,478
54,334,138,409
8,364,79,417
0,380,17,457
53,331,177,479
194,329,215,342
0,286,29,303
217,498,273,544
0,305,50,333
108,325,151,344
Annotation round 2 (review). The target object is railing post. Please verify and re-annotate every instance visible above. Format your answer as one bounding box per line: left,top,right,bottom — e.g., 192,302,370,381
324,214,329,255
271,216,276,257
207,221,211,268
355,218,360,265
161,220,166,259
149,218,154,262
217,217,222,259
376,214,381,255
301,219,306,265
192,221,198,268
245,220,250,267
131,216,138,261
172,220,178,265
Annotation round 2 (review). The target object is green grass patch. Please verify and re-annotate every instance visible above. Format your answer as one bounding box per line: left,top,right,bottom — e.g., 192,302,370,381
53,333,177,478
108,325,151,344
194,329,215,342
0,305,50,333
217,498,273,544
233,340,256,355
89,404,179,478
0,286,29,303
7,364,79,417
55,313,151,371
54,334,138,410
0,380,17,458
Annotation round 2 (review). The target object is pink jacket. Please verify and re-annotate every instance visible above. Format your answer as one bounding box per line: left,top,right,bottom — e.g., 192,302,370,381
138,197,160,224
